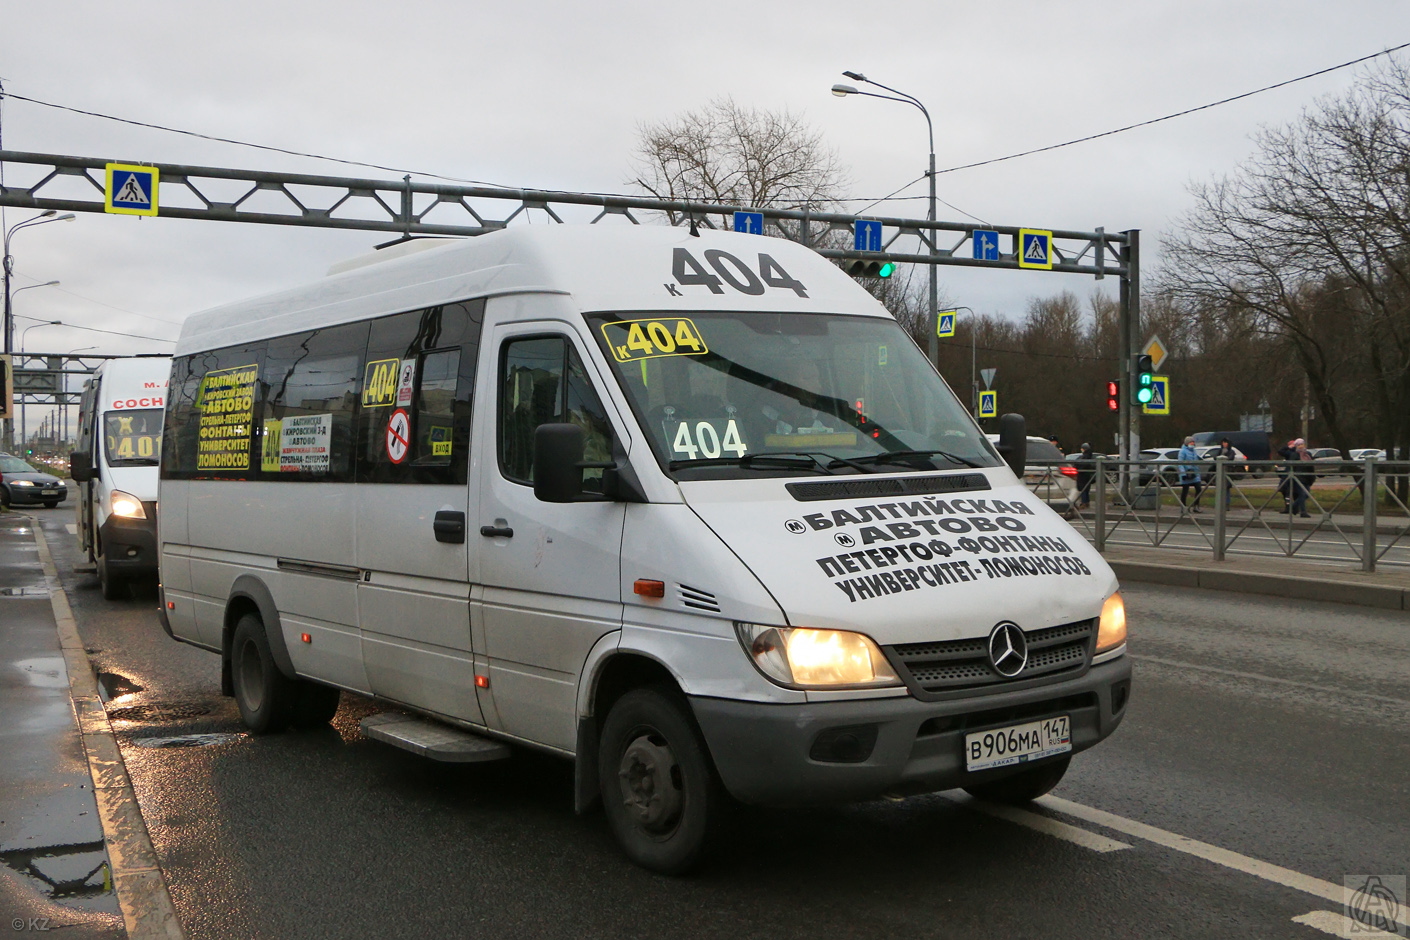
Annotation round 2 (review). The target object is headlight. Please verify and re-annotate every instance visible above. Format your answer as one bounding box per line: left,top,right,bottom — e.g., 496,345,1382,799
1097,592,1127,653
12,480,36,487
109,491,147,519
735,623,900,688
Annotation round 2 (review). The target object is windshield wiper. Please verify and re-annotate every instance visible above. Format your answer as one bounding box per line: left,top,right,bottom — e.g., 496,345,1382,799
842,449,986,470
668,452,876,475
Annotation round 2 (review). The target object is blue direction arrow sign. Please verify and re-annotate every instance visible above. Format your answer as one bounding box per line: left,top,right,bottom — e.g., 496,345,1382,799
105,163,159,216
732,210,764,235
972,229,999,261
1143,375,1170,415
978,390,998,418
937,312,956,338
854,219,882,252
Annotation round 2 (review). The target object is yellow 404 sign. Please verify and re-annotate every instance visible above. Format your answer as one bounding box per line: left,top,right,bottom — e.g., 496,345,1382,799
601,317,709,363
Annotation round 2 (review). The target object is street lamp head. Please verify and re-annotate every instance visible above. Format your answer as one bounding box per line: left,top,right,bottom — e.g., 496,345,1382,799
39,209,57,218
831,83,858,97
56,214,76,222
842,70,867,82
39,280,59,288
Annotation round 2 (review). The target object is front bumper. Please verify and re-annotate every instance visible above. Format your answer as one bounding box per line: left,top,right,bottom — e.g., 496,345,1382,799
690,655,1131,806
99,510,158,577
5,484,68,504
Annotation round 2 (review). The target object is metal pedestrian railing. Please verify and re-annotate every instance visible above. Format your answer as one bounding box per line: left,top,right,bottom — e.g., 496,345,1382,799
1028,457,1410,571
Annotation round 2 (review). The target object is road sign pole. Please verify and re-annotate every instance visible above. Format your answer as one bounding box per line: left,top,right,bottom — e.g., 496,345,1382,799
1117,230,1141,496
927,150,939,371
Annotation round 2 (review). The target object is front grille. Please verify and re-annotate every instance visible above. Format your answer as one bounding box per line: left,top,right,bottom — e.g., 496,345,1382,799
886,619,1094,700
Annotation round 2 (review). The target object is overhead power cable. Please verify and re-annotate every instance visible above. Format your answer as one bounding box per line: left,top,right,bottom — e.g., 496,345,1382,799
13,312,175,344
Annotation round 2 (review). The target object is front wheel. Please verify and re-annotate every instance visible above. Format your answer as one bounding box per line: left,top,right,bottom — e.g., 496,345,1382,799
97,547,127,601
598,687,720,874
963,756,1071,805
42,500,59,509
231,613,297,734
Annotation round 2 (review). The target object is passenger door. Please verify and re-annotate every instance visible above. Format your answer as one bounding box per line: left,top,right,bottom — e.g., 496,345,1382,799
355,302,485,723
473,319,626,751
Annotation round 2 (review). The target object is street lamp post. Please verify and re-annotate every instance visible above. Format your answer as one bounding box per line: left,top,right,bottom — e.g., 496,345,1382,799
942,305,979,414
3,210,75,450
832,71,938,368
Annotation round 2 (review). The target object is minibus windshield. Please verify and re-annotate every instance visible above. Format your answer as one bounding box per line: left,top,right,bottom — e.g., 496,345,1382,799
587,311,1000,479
104,408,164,467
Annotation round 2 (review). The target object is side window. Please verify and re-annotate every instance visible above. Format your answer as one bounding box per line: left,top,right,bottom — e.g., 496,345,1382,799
162,344,266,480
356,300,483,485
259,323,368,482
499,336,613,491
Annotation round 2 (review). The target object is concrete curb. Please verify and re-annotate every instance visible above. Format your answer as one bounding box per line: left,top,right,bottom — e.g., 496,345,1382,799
1108,559,1409,611
28,519,186,940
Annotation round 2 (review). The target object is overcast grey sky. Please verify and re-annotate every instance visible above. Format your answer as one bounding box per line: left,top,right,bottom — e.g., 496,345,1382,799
2,0,1407,365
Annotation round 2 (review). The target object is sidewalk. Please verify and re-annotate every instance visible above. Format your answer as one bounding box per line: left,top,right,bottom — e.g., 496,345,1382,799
1101,543,1410,610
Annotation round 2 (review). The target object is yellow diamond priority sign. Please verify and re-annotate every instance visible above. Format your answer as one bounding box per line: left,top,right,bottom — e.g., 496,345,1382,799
1142,335,1169,372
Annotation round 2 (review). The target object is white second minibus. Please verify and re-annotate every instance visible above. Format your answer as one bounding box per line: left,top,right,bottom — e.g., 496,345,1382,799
70,355,172,598
158,226,1131,872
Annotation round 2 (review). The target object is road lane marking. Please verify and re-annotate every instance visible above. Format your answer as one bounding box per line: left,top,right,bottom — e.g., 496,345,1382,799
1041,796,1409,931
1132,655,1410,706
943,794,1131,853
29,518,186,940
66,523,77,535
1292,910,1401,938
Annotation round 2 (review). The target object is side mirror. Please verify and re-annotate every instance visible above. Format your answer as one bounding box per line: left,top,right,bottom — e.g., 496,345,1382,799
70,450,94,483
996,414,1027,476
534,424,587,503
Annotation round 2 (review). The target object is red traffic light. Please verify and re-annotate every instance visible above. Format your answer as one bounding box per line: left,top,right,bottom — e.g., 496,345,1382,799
1105,380,1119,412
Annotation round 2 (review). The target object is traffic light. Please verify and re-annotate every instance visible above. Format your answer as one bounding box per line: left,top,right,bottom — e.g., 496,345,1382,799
1133,354,1154,406
0,354,11,421
845,259,896,279
1106,381,1119,412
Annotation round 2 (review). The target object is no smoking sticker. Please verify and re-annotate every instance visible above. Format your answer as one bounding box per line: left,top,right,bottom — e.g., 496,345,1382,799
385,408,410,464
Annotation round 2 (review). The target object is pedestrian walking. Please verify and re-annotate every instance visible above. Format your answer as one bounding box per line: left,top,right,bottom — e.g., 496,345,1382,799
1286,438,1315,517
1212,437,1238,509
1177,436,1204,512
1075,442,1096,509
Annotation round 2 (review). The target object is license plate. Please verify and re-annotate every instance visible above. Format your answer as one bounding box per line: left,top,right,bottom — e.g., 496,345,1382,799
965,715,1071,772
42,490,58,496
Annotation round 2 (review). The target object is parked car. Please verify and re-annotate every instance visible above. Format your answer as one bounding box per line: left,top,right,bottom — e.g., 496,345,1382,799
987,434,1079,509
1308,447,1342,462
1349,448,1386,462
1136,447,1183,485
0,453,69,508
1196,444,1249,478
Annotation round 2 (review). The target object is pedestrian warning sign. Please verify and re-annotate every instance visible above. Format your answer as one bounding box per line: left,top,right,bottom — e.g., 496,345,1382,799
937,311,956,338
978,390,998,418
1017,229,1053,270
1143,375,1170,415
105,163,159,216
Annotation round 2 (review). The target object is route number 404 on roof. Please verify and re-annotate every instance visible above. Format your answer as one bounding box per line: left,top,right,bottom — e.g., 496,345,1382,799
669,248,809,298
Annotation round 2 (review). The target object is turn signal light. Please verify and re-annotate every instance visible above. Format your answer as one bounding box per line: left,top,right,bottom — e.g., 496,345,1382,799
475,675,489,689
633,579,666,598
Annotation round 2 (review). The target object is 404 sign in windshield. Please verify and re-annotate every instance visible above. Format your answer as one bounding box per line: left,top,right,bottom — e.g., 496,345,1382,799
602,317,710,362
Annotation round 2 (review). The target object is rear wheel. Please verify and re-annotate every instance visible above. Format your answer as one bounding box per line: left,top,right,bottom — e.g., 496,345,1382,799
292,682,341,729
598,687,720,874
231,613,297,734
963,756,1071,805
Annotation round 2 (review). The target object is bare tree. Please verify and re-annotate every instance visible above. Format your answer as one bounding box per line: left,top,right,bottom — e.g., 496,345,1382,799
632,97,849,223
1161,57,1410,462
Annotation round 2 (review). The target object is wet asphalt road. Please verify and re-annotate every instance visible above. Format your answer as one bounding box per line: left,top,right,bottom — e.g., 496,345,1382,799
15,507,1410,939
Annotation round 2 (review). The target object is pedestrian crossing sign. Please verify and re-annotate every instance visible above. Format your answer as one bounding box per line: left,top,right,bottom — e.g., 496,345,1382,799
978,390,998,418
1017,228,1053,270
1143,375,1170,415
105,163,159,216
937,311,956,338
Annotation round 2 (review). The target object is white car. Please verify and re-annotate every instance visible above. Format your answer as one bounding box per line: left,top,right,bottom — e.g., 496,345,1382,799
987,435,1079,508
1350,448,1386,462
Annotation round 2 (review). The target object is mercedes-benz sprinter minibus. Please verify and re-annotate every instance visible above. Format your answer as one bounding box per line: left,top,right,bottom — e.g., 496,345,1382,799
157,226,1130,872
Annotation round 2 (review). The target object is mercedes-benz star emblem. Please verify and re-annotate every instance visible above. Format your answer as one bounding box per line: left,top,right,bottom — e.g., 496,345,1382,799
987,622,1029,678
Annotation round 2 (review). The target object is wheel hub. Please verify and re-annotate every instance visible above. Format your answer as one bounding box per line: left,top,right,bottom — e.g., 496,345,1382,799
617,733,682,832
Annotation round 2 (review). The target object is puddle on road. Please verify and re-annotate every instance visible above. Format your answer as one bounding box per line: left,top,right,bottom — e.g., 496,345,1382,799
133,732,243,749
0,842,120,914
95,671,143,703
0,586,49,597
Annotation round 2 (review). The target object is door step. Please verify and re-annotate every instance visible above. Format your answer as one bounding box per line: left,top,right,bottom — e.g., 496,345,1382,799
360,712,511,763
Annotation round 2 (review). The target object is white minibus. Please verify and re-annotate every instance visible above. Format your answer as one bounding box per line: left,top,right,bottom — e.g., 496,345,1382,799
70,355,171,598
157,226,1130,872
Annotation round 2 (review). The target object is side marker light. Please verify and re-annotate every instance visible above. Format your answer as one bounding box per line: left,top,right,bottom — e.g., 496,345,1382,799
633,579,666,598
300,633,311,644
475,675,490,689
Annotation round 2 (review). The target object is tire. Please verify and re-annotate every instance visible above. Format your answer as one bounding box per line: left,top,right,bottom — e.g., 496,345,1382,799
292,682,341,729
231,613,297,734
42,500,59,509
98,549,128,601
598,687,720,874
963,755,1071,805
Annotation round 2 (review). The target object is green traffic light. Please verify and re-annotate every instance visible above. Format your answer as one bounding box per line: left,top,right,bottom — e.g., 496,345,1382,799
1137,388,1154,404
877,262,896,278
